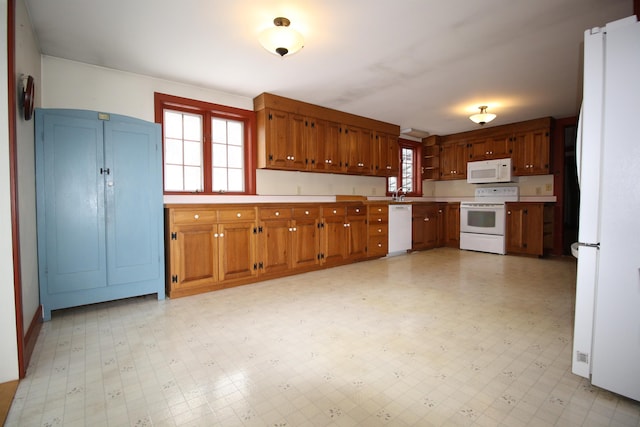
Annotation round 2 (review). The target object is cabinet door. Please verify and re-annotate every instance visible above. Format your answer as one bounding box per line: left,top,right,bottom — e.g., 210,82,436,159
347,206,368,260
345,126,372,174
440,141,468,180
265,109,290,168
322,207,347,265
288,113,308,170
218,221,258,281
512,129,550,175
104,119,162,285
386,134,400,177
314,120,344,172
259,218,292,275
171,223,219,290
445,203,460,248
506,203,544,255
37,111,107,294
292,210,321,270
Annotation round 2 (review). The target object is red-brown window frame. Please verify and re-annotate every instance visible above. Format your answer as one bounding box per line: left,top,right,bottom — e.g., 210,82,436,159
387,138,423,197
154,92,257,195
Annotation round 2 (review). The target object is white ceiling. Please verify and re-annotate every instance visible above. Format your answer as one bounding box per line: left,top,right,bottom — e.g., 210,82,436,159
24,0,632,135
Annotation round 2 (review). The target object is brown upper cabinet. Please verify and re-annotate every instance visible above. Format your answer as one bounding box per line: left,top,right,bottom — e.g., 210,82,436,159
255,93,400,177
425,116,553,181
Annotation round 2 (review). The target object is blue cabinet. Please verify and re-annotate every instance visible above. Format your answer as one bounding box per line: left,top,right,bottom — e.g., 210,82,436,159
35,109,165,320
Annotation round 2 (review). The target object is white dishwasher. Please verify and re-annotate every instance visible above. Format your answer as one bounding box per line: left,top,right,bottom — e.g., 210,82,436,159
388,204,412,255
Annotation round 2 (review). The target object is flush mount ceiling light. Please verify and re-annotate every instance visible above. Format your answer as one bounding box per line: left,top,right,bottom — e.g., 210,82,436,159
469,106,497,125
259,17,304,57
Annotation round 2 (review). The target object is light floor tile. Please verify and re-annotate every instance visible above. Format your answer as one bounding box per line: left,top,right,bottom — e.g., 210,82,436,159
5,248,640,426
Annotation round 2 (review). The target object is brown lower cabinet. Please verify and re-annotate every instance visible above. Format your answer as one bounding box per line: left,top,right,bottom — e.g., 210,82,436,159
411,202,460,250
165,202,377,298
505,202,554,256
367,204,389,257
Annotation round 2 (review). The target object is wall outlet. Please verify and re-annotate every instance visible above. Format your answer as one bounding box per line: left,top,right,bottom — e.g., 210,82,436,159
372,188,376,195
545,183,552,192
296,185,301,195
536,187,542,195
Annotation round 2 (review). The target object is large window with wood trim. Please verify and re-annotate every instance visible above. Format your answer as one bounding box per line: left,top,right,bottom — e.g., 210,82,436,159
155,92,256,195
388,139,422,196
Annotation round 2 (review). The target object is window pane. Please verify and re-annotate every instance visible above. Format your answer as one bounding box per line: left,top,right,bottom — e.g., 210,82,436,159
165,138,183,164
164,111,183,139
184,140,202,166
228,169,244,192
212,144,227,167
184,166,202,192
388,177,397,193
212,118,227,143
183,114,202,141
227,121,243,146
164,165,183,191
212,168,228,192
228,145,243,168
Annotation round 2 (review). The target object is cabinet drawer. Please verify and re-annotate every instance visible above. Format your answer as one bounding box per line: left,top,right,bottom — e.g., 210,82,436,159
347,205,366,216
259,207,292,220
324,206,346,217
368,224,388,237
293,207,320,218
172,209,218,224
369,205,388,216
218,208,256,222
369,235,388,251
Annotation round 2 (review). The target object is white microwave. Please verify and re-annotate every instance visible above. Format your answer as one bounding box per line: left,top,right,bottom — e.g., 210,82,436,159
467,158,512,184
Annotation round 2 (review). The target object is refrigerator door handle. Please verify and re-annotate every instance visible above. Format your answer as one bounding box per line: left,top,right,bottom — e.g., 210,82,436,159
578,242,600,249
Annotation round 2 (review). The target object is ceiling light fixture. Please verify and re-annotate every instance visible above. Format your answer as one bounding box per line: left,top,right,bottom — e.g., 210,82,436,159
259,17,304,57
469,106,497,125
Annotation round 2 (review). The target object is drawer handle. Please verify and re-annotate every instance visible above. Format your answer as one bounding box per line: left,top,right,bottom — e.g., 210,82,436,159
237,212,242,218
305,210,309,215
378,228,382,233
333,209,337,214
377,218,382,222
275,211,280,216
194,214,199,219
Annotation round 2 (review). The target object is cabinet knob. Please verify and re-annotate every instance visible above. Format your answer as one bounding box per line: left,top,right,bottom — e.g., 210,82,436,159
292,227,297,231
305,210,309,215
508,211,512,215
194,214,199,219
355,208,360,213
275,211,279,216
219,233,224,237
237,212,242,217
333,209,337,214
377,218,382,222
289,227,293,232
378,243,382,247
378,228,383,233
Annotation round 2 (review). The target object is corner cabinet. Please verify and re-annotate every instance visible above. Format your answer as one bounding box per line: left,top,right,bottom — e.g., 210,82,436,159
35,109,165,320
505,202,554,256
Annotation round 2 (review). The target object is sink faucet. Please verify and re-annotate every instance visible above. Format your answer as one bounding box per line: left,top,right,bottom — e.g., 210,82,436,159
392,187,406,201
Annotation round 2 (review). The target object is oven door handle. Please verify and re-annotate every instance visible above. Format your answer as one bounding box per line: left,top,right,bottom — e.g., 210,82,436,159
460,204,505,210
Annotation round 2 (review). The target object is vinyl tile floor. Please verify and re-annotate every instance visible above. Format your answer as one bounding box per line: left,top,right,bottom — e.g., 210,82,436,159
6,248,640,426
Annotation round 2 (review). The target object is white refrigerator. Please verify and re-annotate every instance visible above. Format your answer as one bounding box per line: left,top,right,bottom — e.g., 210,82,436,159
572,15,640,401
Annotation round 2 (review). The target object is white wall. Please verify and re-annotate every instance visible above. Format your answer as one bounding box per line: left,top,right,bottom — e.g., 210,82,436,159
0,0,20,383
429,174,554,198
16,0,41,336
41,57,387,197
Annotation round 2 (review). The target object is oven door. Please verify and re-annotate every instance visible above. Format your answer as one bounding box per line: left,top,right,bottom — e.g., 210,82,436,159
460,203,506,235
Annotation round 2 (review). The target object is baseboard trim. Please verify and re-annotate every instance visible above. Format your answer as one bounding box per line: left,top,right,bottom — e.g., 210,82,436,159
23,305,42,373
